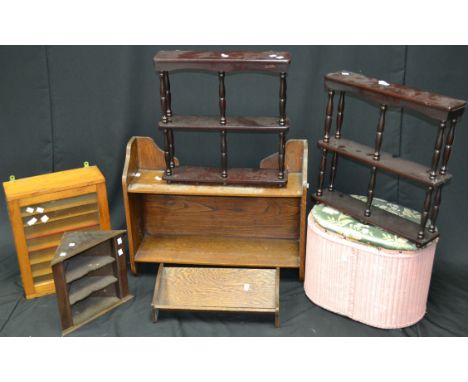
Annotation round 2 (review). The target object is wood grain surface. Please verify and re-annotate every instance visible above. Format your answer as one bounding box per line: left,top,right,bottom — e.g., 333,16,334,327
153,265,278,312
143,194,300,239
136,234,299,267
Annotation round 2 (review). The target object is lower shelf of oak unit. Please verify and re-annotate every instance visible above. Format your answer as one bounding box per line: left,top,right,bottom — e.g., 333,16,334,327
163,166,288,187
63,294,134,336
134,234,300,268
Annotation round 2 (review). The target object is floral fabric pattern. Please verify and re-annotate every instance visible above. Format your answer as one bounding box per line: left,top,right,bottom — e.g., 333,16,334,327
311,195,430,251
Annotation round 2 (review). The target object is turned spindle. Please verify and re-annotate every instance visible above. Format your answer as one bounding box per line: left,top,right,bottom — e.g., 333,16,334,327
329,92,345,191
279,73,287,126
169,130,175,169
429,186,442,233
429,120,446,179
323,90,335,143
278,131,286,180
219,72,226,125
418,186,434,239
373,105,387,160
335,91,345,139
164,72,172,118
159,71,168,123
163,128,172,176
440,117,457,175
364,166,378,217
317,90,335,196
220,130,228,178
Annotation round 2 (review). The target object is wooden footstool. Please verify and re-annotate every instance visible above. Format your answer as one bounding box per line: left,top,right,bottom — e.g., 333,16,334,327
152,264,280,327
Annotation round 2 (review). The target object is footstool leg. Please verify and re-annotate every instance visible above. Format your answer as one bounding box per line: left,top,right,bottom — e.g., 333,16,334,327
274,310,280,328
151,308,159,323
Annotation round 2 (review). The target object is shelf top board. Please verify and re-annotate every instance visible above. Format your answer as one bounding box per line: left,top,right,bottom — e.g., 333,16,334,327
127,169,304,197
51,230,126,266
325,71,466,120
154,50,291,73
159,116,289,132
3,166,105,202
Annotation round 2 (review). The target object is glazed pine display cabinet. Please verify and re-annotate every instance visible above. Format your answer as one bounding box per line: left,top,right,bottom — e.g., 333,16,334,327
3,166,111,299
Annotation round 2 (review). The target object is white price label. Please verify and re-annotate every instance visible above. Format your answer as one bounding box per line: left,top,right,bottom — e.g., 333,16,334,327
36,207,44,213
118,248,124,257
26,207,34,213
27,217,38,226
40,215,49,223
68,242,76,247
59,252,67,257
243,283,250,291
117,237,123,245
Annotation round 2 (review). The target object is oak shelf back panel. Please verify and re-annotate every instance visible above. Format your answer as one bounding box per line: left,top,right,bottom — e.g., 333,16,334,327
122,136,308,279
3,166,111,299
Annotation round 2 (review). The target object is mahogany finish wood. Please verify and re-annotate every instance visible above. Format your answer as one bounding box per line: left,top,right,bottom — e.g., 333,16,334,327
163,166,288,187
318,138,452,187
315,71,466,245
151,265,280,327
159,116,289,132
154,51,291,73
2,166,111,299
153,50,291,185
51,230,133,335
313,190,439,246
325,71,466,120
122,136,308,279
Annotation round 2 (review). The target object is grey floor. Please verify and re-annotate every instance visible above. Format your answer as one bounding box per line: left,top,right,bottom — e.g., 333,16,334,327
1,257,467,336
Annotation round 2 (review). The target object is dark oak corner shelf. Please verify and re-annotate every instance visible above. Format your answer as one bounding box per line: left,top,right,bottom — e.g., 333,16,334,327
313,190,439,247
51,230,133,335
154,50,292,187
315,71,466,246
151,264,280,327
122,136,308,279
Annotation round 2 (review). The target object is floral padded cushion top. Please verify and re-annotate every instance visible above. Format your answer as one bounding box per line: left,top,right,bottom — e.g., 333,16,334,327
311,195,425,251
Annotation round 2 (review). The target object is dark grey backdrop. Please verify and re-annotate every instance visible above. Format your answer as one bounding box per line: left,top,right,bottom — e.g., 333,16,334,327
0,46,467,336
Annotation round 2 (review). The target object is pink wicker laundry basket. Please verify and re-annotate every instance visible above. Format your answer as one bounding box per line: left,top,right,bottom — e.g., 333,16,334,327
304,211,437,329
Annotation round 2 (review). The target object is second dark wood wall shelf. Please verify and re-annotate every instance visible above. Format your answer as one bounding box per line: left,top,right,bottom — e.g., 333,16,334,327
314,71,466,246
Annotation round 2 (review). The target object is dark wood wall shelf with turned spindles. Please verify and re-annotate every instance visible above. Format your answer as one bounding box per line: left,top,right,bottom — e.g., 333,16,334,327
153,50,291,187
313,71,466,246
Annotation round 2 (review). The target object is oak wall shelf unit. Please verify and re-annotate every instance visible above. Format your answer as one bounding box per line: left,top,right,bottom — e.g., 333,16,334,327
122,136,308,279
3,165,111,299
313,71,466,246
